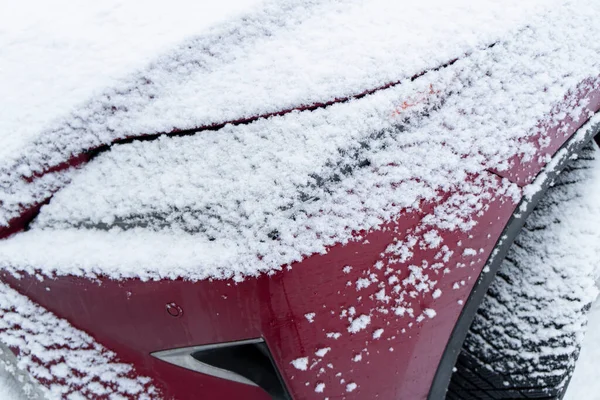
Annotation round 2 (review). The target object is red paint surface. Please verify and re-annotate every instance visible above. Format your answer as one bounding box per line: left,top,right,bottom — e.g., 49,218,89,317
490,76,600,186
0,55,599,400
2,170,516,399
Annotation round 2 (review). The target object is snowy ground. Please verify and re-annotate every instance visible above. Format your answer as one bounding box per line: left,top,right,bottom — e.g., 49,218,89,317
565,300,600,400
0,368,26,399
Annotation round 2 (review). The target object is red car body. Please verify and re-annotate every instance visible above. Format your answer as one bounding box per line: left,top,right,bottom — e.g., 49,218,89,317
1,3,600,400
0,81,598,399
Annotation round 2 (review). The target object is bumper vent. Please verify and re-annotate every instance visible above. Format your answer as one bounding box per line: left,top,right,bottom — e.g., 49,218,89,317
151,338,291,399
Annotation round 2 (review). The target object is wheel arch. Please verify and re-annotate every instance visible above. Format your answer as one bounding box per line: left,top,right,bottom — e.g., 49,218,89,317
428,116,600,399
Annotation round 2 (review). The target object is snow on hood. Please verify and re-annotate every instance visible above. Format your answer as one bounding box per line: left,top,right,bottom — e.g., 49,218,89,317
0,0,599,281
0,0,265,162
0,0,553,170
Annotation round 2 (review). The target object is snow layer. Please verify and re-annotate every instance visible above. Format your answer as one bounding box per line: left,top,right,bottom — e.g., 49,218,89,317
0,283,159,399
0,0,555,164
566,299,600,400
0,0,265,162
0,0,562,226
0,0,599,281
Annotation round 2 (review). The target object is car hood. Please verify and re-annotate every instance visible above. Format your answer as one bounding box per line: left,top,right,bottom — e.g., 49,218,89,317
1,0,598,282
0,0,555,169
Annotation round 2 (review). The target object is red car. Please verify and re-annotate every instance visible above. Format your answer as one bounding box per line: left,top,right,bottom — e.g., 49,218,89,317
1,1,600,399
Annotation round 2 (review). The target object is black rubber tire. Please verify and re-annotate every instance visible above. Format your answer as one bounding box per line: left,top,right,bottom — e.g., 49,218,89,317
447,142,600,400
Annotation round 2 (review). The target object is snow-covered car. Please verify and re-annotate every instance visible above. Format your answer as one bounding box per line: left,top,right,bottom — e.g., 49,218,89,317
1,1,600,399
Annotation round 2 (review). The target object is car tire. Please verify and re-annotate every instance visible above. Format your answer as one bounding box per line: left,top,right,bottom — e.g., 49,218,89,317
447,141,600,400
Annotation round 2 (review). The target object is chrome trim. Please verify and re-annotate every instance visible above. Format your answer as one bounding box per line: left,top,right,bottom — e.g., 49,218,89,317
150,338,264,386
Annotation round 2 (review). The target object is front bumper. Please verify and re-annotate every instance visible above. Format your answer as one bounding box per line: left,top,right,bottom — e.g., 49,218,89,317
0,170,518,399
